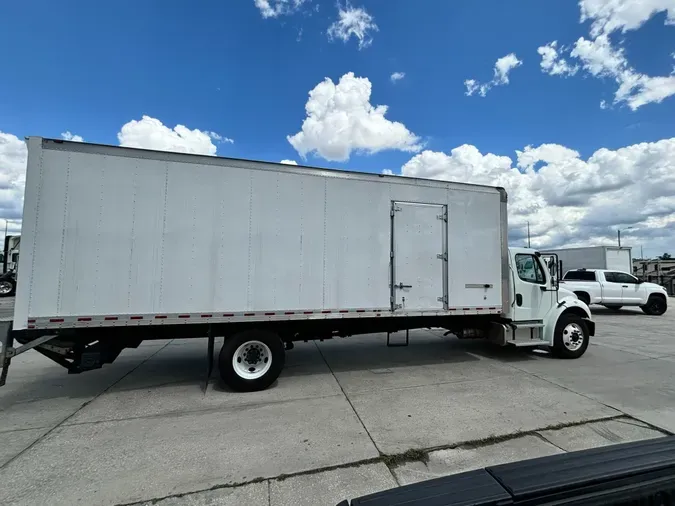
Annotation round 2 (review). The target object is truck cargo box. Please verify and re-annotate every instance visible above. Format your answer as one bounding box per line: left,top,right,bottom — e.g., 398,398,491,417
14,138,508,331
540,246,632,274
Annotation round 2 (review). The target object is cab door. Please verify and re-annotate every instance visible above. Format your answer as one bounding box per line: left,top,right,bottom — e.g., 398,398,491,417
600,272,624,303
612,271,645,303
512,253,549,321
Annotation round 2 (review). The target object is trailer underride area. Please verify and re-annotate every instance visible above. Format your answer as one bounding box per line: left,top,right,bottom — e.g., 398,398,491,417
0,298,674,506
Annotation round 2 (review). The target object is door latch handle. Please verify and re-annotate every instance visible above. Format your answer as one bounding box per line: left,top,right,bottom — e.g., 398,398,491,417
397,282,412,289
622,285,628,288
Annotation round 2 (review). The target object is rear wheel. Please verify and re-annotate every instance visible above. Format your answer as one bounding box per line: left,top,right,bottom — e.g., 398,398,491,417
0,278,15,297
552,314,589,359
640,295,667,316
219,329,285,392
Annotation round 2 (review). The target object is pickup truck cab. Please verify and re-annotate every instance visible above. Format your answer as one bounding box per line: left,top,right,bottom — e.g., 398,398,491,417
561,269,668,315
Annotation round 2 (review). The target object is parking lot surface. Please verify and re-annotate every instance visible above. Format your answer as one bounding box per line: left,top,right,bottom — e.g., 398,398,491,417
1,299,674,505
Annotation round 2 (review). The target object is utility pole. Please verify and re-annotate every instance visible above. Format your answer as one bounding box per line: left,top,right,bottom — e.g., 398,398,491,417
527,221,531,248
617,229,621,248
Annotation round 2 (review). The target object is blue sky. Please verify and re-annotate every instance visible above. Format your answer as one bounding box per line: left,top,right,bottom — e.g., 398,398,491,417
1,0,675,255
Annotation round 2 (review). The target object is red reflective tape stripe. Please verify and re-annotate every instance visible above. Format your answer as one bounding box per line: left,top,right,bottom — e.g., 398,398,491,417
104,316,118,321
155,315,167,319
488,307,496,310
130,316,143,320
178,315,190,318
303,311,313,314
322,310,331,314
356,309,365,313
201,314,212,318
223,313,234,317
27,325,35,329
476,308,483,310
27,319,35,323
264,312,275,316
244,313,255,316
462,308,471,311
284,311,294,315
449,308,457,311
49,318,64,323
78,317,92,322
339,310,349,313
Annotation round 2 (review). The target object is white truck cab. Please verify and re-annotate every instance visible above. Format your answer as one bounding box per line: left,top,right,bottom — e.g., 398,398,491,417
478,247,595,359
561,269,668,315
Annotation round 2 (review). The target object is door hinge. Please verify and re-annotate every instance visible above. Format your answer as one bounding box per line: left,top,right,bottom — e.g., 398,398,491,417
394,304,402,310
437,295,447,304
436,253,447,261
437,211,447,222
391,205,402,217
390,251,394,258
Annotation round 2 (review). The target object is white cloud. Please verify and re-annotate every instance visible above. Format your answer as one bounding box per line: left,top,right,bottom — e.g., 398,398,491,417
401,137,675,253
327,2,378,50
464,53,523,97
280,159,298,165
537,41,579,76
571,34,675,110
382,168,395,175
539,3,675,110
61,131,84,142
390,72,405,83
117,116,228,155
287,72,421,162
0,132,27,225
579,0,675,37
254,0,308,18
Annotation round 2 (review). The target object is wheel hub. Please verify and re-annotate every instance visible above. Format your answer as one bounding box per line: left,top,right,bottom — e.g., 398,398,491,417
244,345,262,365
562,323,584,351
232,340,273,380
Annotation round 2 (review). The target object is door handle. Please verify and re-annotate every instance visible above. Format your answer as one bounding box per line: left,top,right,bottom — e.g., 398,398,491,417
622,285,628,288
397,282,412,289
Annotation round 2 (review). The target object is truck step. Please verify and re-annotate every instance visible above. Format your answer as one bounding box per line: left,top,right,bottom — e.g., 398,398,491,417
512,320,545,329
510,340,549,347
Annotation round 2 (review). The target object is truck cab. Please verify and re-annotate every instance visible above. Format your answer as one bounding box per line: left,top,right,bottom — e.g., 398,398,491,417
476,247,595,359
561,269,668,315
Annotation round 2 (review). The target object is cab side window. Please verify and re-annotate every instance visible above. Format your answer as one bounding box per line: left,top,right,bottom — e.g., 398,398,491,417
515,254,545,284
612,272,638,284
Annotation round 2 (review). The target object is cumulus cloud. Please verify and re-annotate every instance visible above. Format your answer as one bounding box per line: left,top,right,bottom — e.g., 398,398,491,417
254,0,308,18
280,159,298,165
117,116,230,155
390,72,405,83
327,2,378,50
465,53,522,97
579,0,675,37
61,131,84,142
537,41,579,76
538,2,675,110
287,72,421,162
401,137,675,253
0,132,27,226
571,34,675,110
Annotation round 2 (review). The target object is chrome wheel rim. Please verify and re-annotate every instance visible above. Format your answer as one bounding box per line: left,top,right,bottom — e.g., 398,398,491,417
562,323,584,351
0,281,13,295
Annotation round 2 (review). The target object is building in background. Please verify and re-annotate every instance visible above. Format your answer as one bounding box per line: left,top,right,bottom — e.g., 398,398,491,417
633,258,675,296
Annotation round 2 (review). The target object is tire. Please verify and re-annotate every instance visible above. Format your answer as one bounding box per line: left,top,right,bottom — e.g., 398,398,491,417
640,295,667,316
0,278,16,297
605,305,622,311
552,314,589,359
219,329,285,392
574,292,591,306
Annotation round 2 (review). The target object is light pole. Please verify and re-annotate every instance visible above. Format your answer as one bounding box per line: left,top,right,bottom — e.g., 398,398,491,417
617,227,634,248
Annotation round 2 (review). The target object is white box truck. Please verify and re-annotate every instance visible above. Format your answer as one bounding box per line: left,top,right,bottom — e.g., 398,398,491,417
540,246,632,275
0,138,594,391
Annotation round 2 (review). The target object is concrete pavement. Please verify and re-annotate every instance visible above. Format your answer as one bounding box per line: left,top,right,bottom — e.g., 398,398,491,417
0,301,673,505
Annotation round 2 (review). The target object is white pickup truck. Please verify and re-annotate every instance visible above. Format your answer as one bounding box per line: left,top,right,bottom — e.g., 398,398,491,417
561,269,668,315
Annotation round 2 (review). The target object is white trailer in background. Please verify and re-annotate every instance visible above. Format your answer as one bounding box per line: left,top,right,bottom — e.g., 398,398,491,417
540,246,632,276
0,138,594,392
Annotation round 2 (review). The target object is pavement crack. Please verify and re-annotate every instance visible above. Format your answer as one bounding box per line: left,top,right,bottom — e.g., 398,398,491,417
313,341,383,455
0,340,173,470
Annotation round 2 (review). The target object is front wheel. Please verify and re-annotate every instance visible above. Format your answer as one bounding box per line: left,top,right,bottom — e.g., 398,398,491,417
218,330,285,392
640,295,667,316
0,278,16,297
552,314,589,359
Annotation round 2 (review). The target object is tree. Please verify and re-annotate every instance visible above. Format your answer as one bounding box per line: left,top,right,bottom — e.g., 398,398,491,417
658,253,671,260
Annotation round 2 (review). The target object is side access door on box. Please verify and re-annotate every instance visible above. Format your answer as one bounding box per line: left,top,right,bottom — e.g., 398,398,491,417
390,201,448,311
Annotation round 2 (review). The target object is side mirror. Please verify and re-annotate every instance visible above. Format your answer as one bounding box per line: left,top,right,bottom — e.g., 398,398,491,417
637,279,644,284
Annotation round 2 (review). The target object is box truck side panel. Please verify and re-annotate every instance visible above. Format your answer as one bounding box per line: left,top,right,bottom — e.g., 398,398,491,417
551,247,607,273
447,190,503,308
605,247,631,273
15,139,505,329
